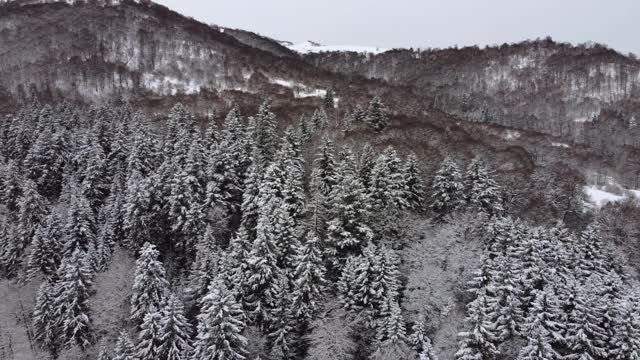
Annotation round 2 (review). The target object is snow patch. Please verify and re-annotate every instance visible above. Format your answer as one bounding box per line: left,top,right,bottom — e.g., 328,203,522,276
270,78,327,99
287,40,388,55
552,142,571,148
584,185,640,209
502,130,521,140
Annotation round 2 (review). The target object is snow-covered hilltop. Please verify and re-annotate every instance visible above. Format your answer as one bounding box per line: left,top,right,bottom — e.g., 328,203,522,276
285,40,388,54
0,0,150,5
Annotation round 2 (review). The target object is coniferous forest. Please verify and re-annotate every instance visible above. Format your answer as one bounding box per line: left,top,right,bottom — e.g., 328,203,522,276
0,96,638,360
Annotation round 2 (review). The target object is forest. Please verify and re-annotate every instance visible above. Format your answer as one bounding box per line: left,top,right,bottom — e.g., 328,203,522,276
0,93,639,360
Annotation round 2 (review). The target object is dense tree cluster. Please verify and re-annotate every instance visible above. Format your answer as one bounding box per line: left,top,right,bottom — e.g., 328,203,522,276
0,99,632,360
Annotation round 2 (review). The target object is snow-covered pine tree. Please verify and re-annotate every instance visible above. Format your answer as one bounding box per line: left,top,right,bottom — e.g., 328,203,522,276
122,169,153,250
164,103,196,160
517,326,560,360
167,138,206,259
358,143,377,190
158,294,192,360
311,107,329,131
463,158,503,215
113,331,136,360
323,89,335,110
136,311,163,360
576,225,609,277
609,296,640,360
563,281,609,359
313,136,338,197
403,153,427,212
409,317,438,360
185,225,221,308
62,190,97,258
26,212,63,279
523,289,565,344
55,250,94,349
253,99,279,164
291,234,327,325
0,223,20,277
325,173,373,260
454,291,500,360
430,157,465,220
369,146,409,211
1,159,23,214
33,280,60,353
192,277,248,360
79,137,110,212
16,178,48,255
365,96,389,132
130,242,169,324
267,273,296,360
97,342,111,360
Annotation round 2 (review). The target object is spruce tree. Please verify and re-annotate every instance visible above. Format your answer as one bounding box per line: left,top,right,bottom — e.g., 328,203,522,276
136,311,164,360
430,157,465,219
62,191,97,257
291,234,327,324
313,137,338,197
33,280,60,353
365,96,389,132
158,294,192,360
409,318,438,360
463,158,503,215
192,277,248,360
185,226,221,307
610,298,640,360
455,292,499,360
517,327,560,360
369,147,408,211
113,331,136,360
16,178,48,255
403,153,426,212
55,250,94,349
26,212,63,279
130,242,169,324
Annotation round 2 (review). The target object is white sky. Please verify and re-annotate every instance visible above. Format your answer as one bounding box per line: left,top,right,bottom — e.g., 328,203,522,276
154,0,640,55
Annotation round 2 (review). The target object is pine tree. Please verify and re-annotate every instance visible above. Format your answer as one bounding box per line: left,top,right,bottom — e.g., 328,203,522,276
524,289,565,344
16,178,48,255
26,212,63,279
517,327,560,360
185,226,220,307
358,143,377,189
365,96,389,132
136,311,163,360
369,147,408,211
55,250,94,349
97,342,111,360
158,294,192,360
463,158,503,215
79,139,110,212
311,108,329,131
313,137,338,197
122,169,153,249
609,297,640,360
291,234,327,324
267,273,295,360
192,278,248,360
325,173,373,259
253,99,279,164
409,318,438,360
564,282,608,359
403,153,426,212
33,280,60,352
113,331,136,360
430,158,465,219
455,292,499,360
62,190,97,257
2,159,24,214
130,242,169,324
0,223,20,277
323,89,335,110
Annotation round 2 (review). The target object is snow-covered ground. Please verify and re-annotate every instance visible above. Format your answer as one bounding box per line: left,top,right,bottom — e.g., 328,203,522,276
286,40,388,54
584,185,640,208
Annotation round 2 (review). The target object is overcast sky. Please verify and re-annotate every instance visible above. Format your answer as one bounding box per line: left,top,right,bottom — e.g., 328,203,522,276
154,0,640,55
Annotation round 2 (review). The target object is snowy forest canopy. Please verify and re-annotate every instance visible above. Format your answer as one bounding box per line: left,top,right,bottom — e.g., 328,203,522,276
0,98,638,360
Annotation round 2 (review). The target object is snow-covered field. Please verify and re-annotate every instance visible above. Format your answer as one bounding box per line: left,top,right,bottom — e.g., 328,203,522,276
584,185,640,208
287,40,388,54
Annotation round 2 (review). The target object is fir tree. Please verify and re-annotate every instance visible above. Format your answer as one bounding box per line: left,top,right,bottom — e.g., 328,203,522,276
185,226,221,307
122,169,153,249
55,250,94,349
130,242,169,324
409,318,438,360
403,153,426,212
517,327,560,360
158,294,192,360
291,234,327,324
253,99,279,164
609,297,640,360
369,147,408,211
463,158,503,215
365,96,389,132
16,178,48,255
26,212,63,279
313,137,338,197
136,311,164,360
192,278,248,360
113,331,136,360
430,157,465,219
97,342,111,360
455,292,500,360
323,89,336,110
62,190,97,258
33,280,60,353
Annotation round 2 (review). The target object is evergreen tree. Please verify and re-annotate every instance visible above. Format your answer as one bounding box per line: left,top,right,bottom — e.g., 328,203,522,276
517,327,560,360
323,89,335,110
253,99,279,164
113,331,136,360
366,96,389,132
313,137,338,197
63,189,97,258
0,223,20,277
185,226,221,307
192,278,248,360
97,342,111,360
430,158,465,219
291,234,327,324
455,292,499,360
609,298,640,360
16,178,48,255
26,212,63,279
463,158,503,215
409,318,438,360
524,289,565,344
79,139,110,212
358,143,377,189
158,294,192,360
130,242,169,324
33,280,60,353
2,159,23,214
369,147,408,211
122,170,153,249
136,311,163,360
55,250,94,349
403,153,426,211
325,173,373,260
